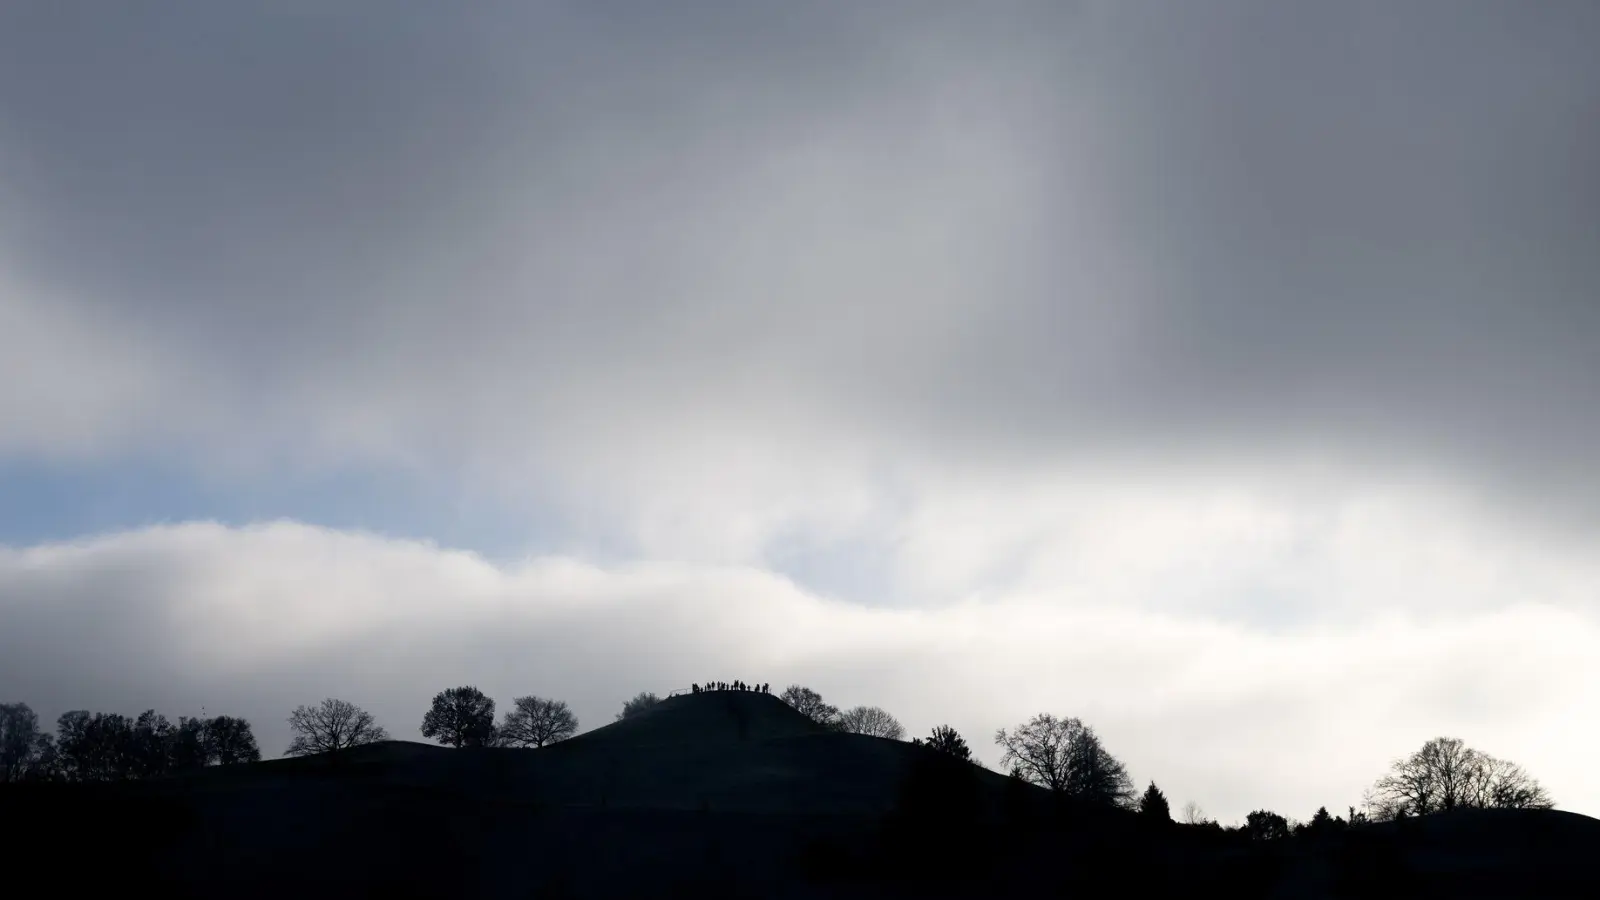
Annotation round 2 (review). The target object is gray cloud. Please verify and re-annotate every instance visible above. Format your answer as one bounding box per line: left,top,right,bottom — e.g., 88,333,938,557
4,2,1593,514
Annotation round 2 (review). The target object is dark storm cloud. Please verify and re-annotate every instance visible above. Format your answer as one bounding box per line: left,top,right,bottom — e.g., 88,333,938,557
1,1,1596,523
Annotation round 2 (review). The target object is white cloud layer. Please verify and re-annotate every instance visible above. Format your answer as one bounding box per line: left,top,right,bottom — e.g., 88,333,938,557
4,509,1596,824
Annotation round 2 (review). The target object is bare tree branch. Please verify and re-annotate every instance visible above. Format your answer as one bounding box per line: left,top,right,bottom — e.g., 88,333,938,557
499,695,579,748
778,685,839,728
285,698,389,756
1366,736,1553,819
995,713,1135,807
836,705,905,740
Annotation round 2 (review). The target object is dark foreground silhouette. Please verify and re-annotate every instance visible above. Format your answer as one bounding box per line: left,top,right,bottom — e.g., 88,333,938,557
8,691,1599,898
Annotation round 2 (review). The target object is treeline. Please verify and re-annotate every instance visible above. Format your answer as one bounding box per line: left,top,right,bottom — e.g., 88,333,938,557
778,687,1556,829
3,684,1559,830
0,702,259,783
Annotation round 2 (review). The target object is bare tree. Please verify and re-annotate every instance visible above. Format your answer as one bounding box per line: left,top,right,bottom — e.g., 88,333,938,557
499,695,579,748
995,713,1135,808
285,698,389,756
1181,800,1208,825
779,685,840,728
836,705,906,740
420,686,498,748
615,691,660,721
1366,736,1553,819
996,714,1071,792
1475,755,1552,810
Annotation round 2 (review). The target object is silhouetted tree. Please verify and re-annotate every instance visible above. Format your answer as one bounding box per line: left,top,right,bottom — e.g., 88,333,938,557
1475,754,1554,810
420,686,497,748
995,713,1135,808
285,698,389,756
55,711,136,781
915,725,972,762
615,691,660,721
169,716,214,771
1299,805,1342,839
1246,810,1290,841
53,710,91,780
499,695,579,748
779,685,840,728
1365,736,1553,820
0,702,41,782
22,734,59,782
129,710,175,778
206,715,261,764
1140,781,1172,822
1181,800,1208,825
836,705,905,740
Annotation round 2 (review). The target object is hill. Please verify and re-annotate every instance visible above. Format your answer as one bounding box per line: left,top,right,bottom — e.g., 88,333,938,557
6,691,1599,898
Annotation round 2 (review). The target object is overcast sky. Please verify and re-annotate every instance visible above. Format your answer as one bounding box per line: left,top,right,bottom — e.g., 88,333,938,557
2,1,1597,823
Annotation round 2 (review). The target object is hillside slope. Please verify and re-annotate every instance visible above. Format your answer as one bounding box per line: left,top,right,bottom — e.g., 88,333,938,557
8,692,1600,898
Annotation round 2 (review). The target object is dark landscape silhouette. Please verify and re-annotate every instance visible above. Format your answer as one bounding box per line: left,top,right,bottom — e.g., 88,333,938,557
3,689,1596,898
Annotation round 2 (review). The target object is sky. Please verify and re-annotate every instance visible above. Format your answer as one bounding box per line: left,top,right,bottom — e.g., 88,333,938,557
1,1,1597,824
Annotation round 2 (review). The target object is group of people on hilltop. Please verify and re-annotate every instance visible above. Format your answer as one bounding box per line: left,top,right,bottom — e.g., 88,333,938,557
691,681,767,694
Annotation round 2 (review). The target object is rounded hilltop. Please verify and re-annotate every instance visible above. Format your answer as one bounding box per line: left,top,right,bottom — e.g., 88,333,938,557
562,688,830,750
